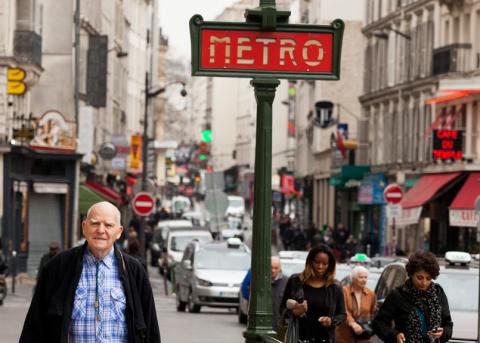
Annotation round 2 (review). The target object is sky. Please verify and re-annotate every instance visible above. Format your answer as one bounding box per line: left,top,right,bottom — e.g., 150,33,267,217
158,0,238,60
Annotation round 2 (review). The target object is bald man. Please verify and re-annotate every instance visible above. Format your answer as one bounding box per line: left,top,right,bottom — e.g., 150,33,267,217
271,256,288,332
20,202,161,343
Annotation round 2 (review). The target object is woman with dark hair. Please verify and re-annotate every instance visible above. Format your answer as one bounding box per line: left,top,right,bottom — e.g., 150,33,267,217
280,244,346,343
372,251,453,343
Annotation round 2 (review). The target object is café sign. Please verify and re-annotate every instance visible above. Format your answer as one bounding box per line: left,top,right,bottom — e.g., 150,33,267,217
190,15,344,80
432,129,463,161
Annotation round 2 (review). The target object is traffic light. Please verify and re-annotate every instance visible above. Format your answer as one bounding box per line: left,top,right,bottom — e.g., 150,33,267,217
199,154,207,161
7,67,27,95
201,129,212,143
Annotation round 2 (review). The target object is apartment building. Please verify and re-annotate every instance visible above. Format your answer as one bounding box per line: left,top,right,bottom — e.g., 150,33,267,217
361,0,480,255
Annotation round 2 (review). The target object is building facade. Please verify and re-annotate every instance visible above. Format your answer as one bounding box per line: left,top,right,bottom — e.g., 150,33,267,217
361,0,480,255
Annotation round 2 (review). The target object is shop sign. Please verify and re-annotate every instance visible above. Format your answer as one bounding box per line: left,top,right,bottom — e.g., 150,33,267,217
129,134,142,170
388,206,422,227
30,111,77,152
449,209,478,227
190,15,344,80
358,173,386,205
432,129,463,161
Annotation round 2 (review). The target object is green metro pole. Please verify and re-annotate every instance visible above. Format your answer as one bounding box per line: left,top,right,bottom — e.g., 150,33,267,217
243,79,280,343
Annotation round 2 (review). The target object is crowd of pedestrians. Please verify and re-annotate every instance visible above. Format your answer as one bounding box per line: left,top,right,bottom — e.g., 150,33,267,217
274,211,379,262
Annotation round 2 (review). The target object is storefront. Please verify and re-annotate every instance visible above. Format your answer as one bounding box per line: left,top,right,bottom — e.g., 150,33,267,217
357,173,386,256
3,145,81,274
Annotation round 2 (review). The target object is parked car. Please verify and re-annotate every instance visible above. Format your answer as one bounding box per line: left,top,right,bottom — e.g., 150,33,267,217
175,238,250,313
226,196,245,218
181,211,206,227
220,216,245,240
150,219,193,267
161,229,213,278
374,252,478,342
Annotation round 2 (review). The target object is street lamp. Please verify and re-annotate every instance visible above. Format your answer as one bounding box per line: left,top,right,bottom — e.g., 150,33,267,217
138,73,187,255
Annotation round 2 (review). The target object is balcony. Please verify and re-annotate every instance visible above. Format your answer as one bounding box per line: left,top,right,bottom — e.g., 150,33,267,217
14,30,42,67
432,43,472,76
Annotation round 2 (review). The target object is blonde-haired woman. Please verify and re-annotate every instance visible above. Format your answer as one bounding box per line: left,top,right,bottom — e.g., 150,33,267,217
280,244,346,343
336,266,376,343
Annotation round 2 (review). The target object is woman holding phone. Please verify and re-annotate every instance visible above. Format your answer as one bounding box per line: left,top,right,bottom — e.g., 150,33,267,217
280,244,346,343
372,251,453,343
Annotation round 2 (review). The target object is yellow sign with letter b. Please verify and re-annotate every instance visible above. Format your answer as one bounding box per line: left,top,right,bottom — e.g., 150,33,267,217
7,67,27,95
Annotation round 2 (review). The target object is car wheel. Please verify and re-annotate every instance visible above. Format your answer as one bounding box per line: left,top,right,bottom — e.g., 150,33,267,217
176,291,187,312
187,290,201,313
238,308,247,324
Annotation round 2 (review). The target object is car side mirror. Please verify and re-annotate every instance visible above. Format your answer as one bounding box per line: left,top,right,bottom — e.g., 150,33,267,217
182,260,192,270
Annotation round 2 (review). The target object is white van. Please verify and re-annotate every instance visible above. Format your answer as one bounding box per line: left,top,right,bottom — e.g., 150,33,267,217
226,196,245,218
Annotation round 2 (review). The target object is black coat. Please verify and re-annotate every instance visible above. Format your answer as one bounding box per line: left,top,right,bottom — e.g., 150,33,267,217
372,283,452,343
280,274,346,343
20,243,161,343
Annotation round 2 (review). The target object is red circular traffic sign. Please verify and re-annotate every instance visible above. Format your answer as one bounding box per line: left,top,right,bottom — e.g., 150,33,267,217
383,184,404,204
132,192,155,216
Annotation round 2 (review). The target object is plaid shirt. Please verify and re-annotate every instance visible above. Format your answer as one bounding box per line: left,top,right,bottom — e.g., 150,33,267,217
71,248,127,343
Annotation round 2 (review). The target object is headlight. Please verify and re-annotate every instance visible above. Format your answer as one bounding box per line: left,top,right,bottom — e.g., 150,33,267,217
196,277,213,287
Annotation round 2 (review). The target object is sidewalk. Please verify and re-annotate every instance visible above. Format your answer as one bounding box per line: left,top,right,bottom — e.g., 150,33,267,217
0,275,34,342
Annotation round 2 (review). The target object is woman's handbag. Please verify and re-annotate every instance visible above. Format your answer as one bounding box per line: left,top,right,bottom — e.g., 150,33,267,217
284,312,299,343
353,318,374,339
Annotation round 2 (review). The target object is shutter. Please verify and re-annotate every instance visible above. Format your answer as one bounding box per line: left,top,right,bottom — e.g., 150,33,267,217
87,35,108,108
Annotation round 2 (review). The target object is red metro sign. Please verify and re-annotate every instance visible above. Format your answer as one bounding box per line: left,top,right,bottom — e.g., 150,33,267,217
190,15,344,80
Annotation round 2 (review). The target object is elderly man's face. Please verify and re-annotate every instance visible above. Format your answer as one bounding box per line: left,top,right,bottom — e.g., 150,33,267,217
82,203,123,259
271,259,281,280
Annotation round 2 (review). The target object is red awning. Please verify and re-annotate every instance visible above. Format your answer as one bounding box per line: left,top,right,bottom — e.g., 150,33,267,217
401,173,461,209
85,180,122,204
450,172,480,209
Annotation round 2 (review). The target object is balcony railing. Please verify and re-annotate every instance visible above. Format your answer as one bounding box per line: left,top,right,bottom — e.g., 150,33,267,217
432,43,472,75
14,30,42,67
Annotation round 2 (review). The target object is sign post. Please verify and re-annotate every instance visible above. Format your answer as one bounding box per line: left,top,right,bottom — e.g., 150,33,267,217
190,2,344,341
384,184,404,257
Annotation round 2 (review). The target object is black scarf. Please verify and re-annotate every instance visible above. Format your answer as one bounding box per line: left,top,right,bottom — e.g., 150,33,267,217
403,278,442,343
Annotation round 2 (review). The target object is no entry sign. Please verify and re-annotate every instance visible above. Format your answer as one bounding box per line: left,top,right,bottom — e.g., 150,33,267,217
132,192,155,216
383,184,404,204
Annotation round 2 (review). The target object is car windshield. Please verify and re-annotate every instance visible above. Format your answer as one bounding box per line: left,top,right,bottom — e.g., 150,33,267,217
171,235,211,252
229,198,244,207
437,271,478,312
195,249,250,270
281,261,305,277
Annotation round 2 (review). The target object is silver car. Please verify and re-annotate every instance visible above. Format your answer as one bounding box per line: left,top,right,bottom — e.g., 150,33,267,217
175,238,250,313
374,257,478,342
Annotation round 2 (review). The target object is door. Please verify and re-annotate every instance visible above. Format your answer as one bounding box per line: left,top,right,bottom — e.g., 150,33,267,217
27,193,63,276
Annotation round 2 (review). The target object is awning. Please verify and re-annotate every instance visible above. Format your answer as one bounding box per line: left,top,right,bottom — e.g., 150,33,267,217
449,172,480,227
401,173,461,209
84,180,122,204
79,185,108,214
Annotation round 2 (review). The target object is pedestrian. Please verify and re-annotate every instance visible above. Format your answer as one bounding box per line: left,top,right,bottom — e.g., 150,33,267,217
372,251,453,343
336,266,376,343
280,244,346,343
240,257,289,332
271,256,288,332
20,201,161,343
333,223,350,260
126,238,148,273
37,241,61,280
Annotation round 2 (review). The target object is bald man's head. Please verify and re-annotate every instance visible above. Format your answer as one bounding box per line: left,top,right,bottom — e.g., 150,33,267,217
271,256,282,280
86,201,121,225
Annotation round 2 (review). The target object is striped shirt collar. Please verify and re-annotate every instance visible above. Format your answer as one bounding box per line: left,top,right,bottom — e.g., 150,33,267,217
84,246,115,270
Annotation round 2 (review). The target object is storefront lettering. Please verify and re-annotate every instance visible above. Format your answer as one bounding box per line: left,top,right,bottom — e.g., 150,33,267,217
432,129,463,161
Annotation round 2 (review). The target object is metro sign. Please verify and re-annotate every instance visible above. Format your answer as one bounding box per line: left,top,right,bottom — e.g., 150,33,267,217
190,15,344,80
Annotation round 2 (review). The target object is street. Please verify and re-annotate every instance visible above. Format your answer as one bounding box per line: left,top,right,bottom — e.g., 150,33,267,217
0,269,245,343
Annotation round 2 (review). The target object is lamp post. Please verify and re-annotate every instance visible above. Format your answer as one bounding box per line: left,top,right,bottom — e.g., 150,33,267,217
139,73,186,255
